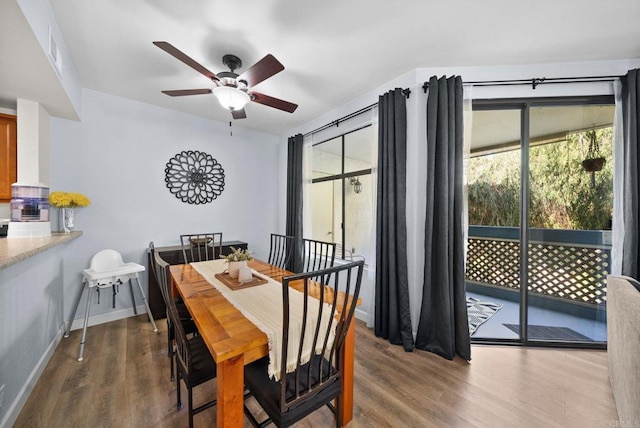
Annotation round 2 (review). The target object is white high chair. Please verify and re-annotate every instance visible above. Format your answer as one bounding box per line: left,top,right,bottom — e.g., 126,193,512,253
65,249,158,361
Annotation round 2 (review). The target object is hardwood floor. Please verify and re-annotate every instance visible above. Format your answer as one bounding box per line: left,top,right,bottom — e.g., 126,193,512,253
15,316,618,427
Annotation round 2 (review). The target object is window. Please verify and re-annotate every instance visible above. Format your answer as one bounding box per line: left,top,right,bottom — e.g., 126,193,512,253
310,124,375,260
0,114,17,202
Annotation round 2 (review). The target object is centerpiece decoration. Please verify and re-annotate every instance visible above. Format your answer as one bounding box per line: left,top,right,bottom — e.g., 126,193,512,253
49,191,91,233
221,247,253,279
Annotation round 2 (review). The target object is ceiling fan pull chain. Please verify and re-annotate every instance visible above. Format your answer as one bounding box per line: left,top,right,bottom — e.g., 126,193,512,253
230,121,233,137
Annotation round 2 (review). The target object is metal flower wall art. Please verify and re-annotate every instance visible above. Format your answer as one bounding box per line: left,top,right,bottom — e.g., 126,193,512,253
165,150,225,204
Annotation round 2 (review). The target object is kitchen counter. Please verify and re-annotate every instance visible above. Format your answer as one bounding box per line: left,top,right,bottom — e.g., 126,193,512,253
0,231,82,270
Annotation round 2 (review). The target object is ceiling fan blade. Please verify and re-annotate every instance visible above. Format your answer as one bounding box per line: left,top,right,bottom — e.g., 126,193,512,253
237,54,284,87
153,41,219,82
161,89,213,97
250,92,298,113
231,108,247,119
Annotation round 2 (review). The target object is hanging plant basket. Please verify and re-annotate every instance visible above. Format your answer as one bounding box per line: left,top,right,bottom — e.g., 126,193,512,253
582,157,606,172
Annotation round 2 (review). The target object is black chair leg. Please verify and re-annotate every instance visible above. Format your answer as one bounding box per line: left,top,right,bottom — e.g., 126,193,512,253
188,386,194,428
167,321,172,356
170,350,175,381
176,372,182,410
168,322,175,381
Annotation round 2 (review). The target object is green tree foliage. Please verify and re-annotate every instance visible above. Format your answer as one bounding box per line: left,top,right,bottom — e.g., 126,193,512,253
468,127,613,230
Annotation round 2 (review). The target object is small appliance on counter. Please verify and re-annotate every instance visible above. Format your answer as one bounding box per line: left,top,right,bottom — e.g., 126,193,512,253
7,182,52,238
0,219,8,238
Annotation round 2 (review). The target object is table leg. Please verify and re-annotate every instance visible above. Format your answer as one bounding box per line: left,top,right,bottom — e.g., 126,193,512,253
340,320,356,426
216,355,244,428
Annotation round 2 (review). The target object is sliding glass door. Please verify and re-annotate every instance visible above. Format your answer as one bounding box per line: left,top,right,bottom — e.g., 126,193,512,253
525,104,612,344
466,108,522,339
466,97,613,347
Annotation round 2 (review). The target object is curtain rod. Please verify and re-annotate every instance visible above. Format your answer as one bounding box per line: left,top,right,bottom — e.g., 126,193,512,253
302,88,411,138
422,75,622,92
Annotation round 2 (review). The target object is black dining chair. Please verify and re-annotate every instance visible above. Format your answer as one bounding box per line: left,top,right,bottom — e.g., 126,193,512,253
150,242,198,381
302,237,337,273
243,260,364,428
180,232,223,263
268,233,296,270
161,257,217,428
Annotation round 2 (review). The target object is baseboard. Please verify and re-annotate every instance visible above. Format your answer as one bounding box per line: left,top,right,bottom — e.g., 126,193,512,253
1,327,63,428
68,305,148,332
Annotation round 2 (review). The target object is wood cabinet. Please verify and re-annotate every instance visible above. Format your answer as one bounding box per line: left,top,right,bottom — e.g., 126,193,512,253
0,114,17,202
147,240,248,319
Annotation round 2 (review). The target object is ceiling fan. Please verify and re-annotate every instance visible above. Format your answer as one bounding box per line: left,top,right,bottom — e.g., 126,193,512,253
153,41,298,119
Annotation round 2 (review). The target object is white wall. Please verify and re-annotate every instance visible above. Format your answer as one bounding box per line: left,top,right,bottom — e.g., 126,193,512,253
1,86,281,427
16,0,83,118
51,88,282,326
0,243,70,427
284,59,640,332
16,99,50,185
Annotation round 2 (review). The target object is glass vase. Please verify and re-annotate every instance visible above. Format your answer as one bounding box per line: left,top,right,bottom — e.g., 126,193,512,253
61,207,75,233
228,260,247,279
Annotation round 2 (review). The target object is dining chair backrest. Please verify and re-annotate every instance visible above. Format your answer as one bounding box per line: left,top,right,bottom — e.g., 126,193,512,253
165,278,192,377
180,233,223,263
148,241,158,282
268,233,296,270
301,237,337,273
277,260,364,417
153,248,173,309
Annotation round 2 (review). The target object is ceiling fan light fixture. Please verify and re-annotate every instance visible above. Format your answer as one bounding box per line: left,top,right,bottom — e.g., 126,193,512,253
212,86,250,111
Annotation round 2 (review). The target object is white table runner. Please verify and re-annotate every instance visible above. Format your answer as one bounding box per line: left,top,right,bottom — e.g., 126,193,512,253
191,259,335,380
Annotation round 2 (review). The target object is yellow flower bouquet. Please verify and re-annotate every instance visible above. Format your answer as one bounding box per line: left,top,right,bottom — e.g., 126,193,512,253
49,191,90,233
49,191,91,208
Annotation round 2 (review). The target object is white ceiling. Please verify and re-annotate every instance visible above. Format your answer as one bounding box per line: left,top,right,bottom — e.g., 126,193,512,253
2,0,640,136
473,104,616,152
0,0,78,119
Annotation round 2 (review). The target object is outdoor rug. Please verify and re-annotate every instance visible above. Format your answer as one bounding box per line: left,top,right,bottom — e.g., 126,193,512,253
467,297,503,335
503,324,593,341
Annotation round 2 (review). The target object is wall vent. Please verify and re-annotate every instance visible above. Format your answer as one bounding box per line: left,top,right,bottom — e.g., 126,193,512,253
48,26,63,77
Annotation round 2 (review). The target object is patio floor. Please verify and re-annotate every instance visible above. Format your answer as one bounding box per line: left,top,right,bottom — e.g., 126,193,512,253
467,290,608,342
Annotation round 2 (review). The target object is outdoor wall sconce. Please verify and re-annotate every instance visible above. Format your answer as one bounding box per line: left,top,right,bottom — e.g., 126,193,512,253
350,177,362,194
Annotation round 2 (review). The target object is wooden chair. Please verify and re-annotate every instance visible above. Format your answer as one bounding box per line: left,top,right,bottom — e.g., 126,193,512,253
268,233,296,270
162,259,217,428
302,237,337,273
180,232,223,263
243,260,364,428
150,242,198,381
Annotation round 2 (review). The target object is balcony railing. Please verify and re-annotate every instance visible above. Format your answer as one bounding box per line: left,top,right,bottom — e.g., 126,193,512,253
466,226,611,306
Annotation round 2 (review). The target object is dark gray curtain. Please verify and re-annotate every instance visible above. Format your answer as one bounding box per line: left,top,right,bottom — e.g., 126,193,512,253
374,88,414,352
621,69,640,278
285,133,304,272
415,76,470,361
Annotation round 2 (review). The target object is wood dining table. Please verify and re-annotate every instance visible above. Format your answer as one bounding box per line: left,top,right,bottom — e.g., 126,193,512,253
170,258,361,427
